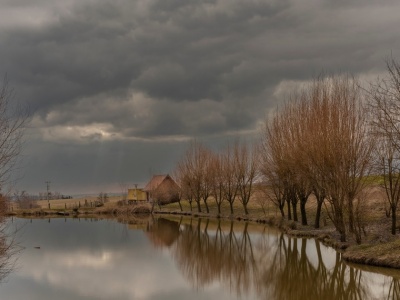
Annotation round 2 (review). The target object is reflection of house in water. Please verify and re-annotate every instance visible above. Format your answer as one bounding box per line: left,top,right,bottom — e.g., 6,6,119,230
143,174,180,205
125,215,152,230
127,223,147,230
146,218,180,248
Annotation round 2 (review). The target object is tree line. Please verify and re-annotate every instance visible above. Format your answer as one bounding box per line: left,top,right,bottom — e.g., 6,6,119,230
261,74,374,243
171,58,400,243
174,140,259,215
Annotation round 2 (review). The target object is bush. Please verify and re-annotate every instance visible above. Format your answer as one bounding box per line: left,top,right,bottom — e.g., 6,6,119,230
117,200,127,206
132,205,151,214
95,201,104,207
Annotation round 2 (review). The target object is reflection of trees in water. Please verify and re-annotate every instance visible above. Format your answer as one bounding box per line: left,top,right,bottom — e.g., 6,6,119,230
0,221,19,283
168,218,399,300
387,278,400,299
172,218,257,296
256,235,370,300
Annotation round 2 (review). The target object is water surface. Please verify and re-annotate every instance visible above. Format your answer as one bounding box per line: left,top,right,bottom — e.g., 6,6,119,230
0,216,399,299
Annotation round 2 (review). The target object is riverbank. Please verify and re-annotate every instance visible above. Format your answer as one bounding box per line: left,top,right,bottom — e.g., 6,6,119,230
7,190,400,270
158,209,400,270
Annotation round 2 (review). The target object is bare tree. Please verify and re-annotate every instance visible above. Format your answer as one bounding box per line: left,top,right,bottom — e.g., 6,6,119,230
234,141,259,215
209,152,225,214
14,190,38,209
260,115,287,218
253,184,272,216
221,143,239,214
261,74,374,242
353,189,369,244
314,75,374,241
369,57,400,235
0,78,29,198
176,159,194,211
171,170,184,211
200,147,213,213
261,102,302,221
176,140,209,213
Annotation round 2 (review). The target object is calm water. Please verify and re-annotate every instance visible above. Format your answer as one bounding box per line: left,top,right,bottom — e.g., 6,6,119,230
0,216,399,299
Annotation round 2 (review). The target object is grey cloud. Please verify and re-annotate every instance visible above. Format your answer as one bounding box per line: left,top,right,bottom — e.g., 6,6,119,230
1,0,400,193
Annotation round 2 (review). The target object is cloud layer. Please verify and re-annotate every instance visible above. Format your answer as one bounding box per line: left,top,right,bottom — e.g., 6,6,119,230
1,0,399,193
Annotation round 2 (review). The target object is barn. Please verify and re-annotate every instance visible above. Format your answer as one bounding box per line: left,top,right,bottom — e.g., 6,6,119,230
143,174,180,205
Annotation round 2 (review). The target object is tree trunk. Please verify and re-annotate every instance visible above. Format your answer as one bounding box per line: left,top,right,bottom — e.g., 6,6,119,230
217,203,221,214
286,198,292,220
340,230,346,243
292,200,298,222
392,205,397,235
348,198,354,233
337,210,347,242
314,200,323,229
300,199,307,225
279,205,285,218
243,202,249,215
203,199,209,213
196,200,202,213
229,201,234,214
178,201,183,211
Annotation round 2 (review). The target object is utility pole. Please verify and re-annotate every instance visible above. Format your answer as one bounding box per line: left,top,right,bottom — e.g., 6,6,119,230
134,184,138,200
45,181,51,204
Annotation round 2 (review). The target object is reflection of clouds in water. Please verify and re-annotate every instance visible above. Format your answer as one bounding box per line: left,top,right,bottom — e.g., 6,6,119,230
3,218,237,300
54,251,113,269
17,241,186,299
306,239,336,270
4,217,400,300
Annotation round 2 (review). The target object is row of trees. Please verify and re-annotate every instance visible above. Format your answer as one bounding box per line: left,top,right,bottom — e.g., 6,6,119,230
261,58,400,242
174,140,258,215
261,75,374,242
171,58,400,243
172,76,375,243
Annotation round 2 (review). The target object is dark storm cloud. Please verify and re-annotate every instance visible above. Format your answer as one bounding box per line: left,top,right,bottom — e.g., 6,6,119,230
0,0,301,137
1,0,400,192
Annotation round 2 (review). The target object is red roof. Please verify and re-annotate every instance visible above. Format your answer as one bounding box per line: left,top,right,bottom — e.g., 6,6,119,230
143,174,170,192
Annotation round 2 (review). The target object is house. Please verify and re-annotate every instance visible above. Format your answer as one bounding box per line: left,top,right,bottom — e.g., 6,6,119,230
127,187,147,204
143,174,180,205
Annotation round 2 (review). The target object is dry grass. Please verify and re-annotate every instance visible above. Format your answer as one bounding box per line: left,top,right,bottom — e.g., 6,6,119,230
35,195,124,209
9,195,147,212
344,238,400,268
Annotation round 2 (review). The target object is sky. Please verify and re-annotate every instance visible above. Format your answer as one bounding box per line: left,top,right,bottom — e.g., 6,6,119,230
1,0,400,195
